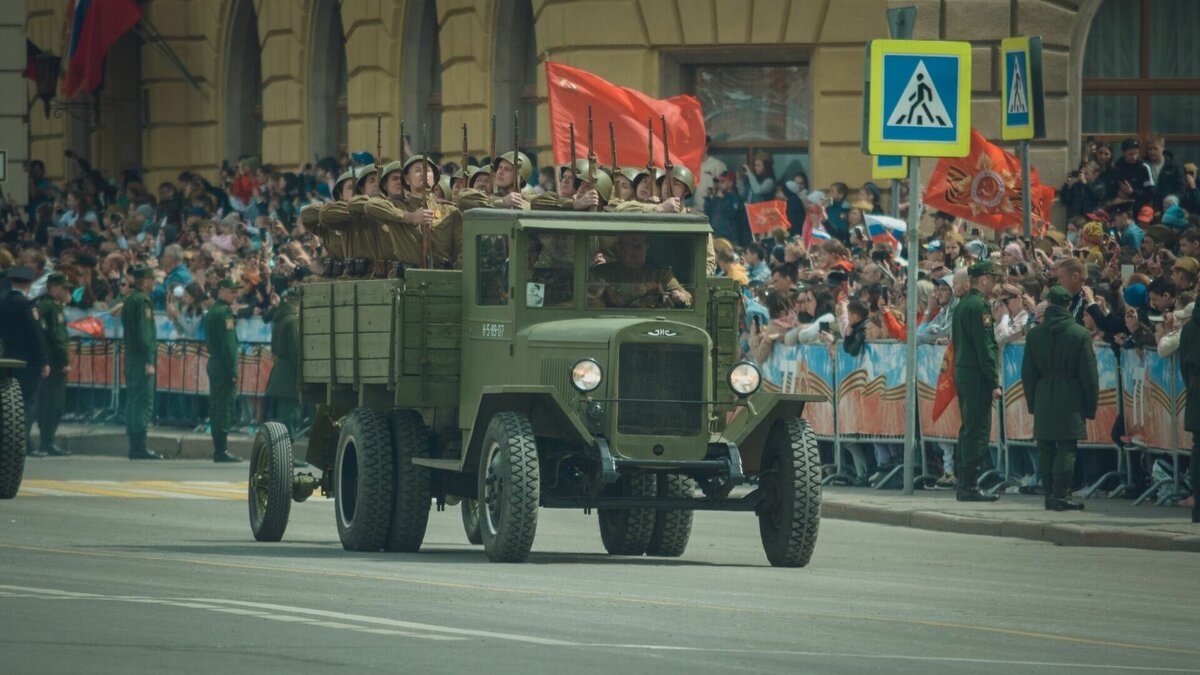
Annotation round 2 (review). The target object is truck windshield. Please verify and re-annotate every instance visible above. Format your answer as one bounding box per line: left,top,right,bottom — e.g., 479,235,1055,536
585,233,697,310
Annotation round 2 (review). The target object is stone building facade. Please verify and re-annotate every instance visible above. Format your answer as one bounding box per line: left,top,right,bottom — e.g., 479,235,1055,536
6,0,1194,203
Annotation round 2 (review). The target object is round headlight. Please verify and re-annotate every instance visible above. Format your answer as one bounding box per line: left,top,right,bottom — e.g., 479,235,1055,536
571,358,603,392
728,362,761,397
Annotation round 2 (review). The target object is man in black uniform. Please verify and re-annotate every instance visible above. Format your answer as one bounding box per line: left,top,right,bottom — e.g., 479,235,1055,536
0,266,48,457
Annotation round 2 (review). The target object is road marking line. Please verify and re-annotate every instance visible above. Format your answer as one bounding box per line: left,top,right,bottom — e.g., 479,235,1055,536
16,480,245,500
16,482,157,498
2,545,1196,658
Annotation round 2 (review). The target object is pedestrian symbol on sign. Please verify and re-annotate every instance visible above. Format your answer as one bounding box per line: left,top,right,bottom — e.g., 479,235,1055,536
886,61,951,128
1007,56,1028,115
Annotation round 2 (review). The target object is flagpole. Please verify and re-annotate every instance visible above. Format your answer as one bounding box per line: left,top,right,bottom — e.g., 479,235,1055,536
1020,139,1032,240
903,156,920,496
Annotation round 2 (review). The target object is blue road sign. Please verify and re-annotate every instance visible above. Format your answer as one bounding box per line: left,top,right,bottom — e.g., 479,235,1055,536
868,39,972,157
1001,36,1044,141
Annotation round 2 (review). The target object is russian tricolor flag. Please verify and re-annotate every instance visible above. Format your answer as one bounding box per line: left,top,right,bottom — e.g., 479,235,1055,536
63,0,142,99
864,213,906,248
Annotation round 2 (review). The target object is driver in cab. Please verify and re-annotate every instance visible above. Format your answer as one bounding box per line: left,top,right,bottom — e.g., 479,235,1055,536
588,234,692,309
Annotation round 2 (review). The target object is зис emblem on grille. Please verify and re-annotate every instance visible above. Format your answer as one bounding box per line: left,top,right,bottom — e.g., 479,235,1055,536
645,328,678,337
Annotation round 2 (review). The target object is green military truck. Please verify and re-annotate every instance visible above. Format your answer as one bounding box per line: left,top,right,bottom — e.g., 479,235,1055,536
247,210,823,567
0,359,28,500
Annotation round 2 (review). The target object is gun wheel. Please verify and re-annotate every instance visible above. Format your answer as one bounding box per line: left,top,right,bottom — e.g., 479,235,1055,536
757,418,822,568
461,498,482,545
248,422,293,542
0,378,26,500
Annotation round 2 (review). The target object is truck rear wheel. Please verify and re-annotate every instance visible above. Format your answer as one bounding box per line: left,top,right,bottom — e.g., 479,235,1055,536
335,408,395,552
598,474,657,555
461,499,482,545
646,474,695,557
478,412,539,562
248,422,293,542
0,377,25,500
757,419,822,568
384,410,432,553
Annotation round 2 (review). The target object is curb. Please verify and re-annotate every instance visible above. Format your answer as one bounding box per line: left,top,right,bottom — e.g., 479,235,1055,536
32,429,308,461
821,500,1200,554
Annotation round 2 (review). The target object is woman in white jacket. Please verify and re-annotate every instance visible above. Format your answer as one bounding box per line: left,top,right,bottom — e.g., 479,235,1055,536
784,287,836,346
1156,300,1194,357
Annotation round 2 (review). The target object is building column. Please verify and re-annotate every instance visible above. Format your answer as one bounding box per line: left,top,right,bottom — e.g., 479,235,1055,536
0,0,29,209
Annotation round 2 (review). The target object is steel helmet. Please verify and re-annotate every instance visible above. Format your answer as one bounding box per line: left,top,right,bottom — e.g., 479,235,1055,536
497,151,533,183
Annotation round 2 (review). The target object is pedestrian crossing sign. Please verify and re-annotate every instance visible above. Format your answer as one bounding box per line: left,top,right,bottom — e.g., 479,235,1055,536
867,39,972,157
1001,36,1045,141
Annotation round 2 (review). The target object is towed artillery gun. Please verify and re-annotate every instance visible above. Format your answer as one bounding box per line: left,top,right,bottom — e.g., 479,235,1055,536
248,209,823,566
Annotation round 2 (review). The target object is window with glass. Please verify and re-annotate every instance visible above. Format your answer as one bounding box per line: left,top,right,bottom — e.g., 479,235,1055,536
586,233,697,310
1083,0,1200,163
477,235,509,306
524,232,575,308
691,64,811,193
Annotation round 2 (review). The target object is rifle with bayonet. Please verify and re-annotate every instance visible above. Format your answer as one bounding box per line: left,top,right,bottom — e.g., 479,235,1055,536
511,111,521,197
569,122,577,198
461,123,469,195
661,115,676,212
489,113,498,197
609,121,618,197
587,106,598,211
647,116,657,202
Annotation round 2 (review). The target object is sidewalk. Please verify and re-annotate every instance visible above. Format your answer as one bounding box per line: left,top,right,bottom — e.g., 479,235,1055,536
32,423,308,461
822,486,1200,554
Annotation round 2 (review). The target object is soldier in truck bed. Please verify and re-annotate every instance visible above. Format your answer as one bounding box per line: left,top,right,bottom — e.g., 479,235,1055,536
587,234,691,309
298,169,354,275
360,155,463,271
456,151,535,212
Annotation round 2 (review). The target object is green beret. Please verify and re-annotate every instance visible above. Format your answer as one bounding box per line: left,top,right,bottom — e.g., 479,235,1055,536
216,279,238,290
129,266,155,280
968,260,1001,278
1046,285,1072,307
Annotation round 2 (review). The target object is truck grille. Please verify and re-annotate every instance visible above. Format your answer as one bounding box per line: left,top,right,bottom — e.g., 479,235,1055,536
617,343,704,435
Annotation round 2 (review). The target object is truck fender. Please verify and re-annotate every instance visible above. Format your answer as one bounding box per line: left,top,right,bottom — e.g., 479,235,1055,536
463,386,595,474
719,393,821,474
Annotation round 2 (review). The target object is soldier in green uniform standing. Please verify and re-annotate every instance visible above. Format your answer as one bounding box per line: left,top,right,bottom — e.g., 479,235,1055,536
951,261,1002,502
122,267,164,460
1178,295,1200,523
265,289,303,466
205,279,244,463
1022,286,1098,511
36,273,73,457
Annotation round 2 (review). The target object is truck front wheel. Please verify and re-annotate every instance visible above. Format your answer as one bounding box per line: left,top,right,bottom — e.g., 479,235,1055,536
335,408,395,552
0,377,25,500
478,412,539,562
757,418,822,568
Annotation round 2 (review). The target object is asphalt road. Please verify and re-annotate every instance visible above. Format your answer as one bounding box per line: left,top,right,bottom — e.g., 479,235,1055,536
2,457,1197,675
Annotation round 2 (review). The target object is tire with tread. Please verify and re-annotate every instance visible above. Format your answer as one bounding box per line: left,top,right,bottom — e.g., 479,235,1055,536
248,422,293,542
758,418,822,567
0,378,25,500
478,412,539,562
384,410,432,552
646,474,695,557
335,408,395,552
598,474,657,556
461,498,482,545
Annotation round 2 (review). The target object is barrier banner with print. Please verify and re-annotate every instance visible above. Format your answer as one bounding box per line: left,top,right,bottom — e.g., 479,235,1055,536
1002,342,1119,446
836,341,905,437
1122,349,1177,451
761,343,835,436
918,343,999,443
64,308,272,343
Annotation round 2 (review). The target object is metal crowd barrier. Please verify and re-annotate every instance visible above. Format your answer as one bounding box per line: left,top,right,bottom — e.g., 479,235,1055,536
759,340,1194,503
64,336,288,433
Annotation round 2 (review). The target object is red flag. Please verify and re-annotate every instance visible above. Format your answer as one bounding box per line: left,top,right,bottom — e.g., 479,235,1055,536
67,316,106,338
63,0,143,99
924,129,1053,233
931,343,957,422
746,200,791,235
546,61,706,178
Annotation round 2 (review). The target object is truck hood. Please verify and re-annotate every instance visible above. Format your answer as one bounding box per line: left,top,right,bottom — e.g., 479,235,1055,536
522,318,701,345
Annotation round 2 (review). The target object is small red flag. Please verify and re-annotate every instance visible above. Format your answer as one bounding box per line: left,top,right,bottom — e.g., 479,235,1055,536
931,343,957,422
746,200,791,235
546,61,706,178
924,129,1054,233
67,316,106,338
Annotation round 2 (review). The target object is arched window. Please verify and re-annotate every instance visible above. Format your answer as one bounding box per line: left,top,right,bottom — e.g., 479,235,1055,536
402,0,441,156
493,0,538,158
309,0,349,158
224,0,263,162
1082,0,1200,163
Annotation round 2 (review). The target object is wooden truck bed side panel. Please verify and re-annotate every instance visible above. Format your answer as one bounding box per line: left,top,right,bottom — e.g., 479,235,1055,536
393,270,462,408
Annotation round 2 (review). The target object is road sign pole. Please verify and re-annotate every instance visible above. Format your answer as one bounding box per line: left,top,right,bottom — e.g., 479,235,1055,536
1020,139,1032,239
886,7,915,222
903,156,920,495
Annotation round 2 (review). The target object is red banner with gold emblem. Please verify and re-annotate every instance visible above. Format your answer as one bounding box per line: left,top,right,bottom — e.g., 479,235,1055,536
746,199,791,235
923,130,1055,232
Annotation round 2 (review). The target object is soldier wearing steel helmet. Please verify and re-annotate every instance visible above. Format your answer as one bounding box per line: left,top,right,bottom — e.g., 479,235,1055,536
299,168,355,277
361,155,463,270
531,159,614,211
615,165,717,275
456,151,535,212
